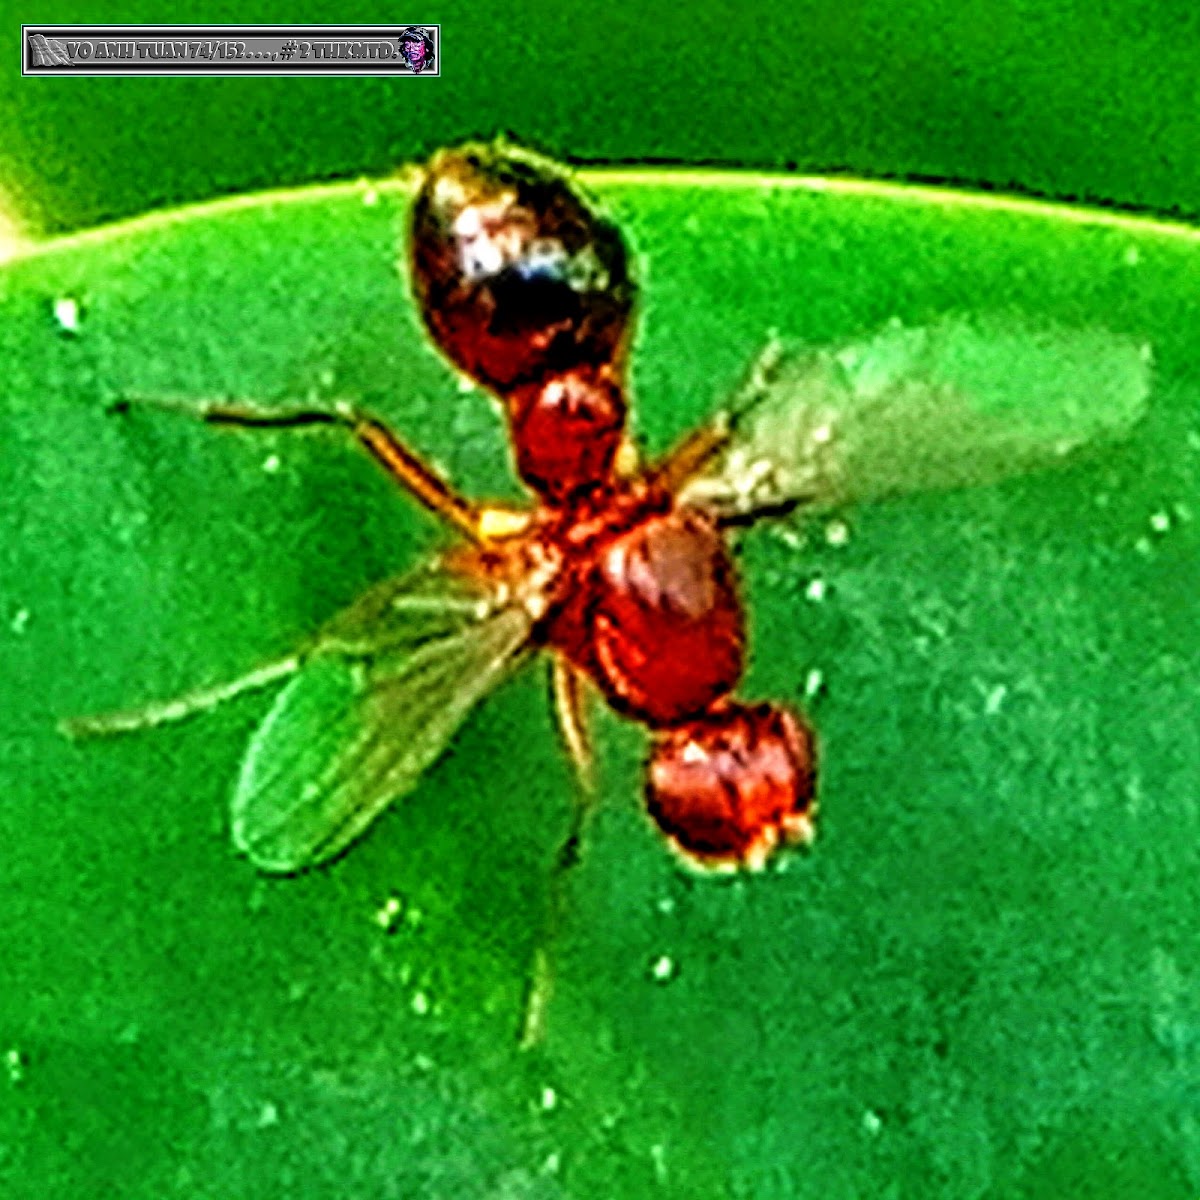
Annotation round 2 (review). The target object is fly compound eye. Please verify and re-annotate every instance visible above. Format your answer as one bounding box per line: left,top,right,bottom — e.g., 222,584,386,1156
410,141,636,396
646,704,817,869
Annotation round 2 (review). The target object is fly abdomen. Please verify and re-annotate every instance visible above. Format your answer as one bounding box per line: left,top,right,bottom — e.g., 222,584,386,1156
410,140,636,411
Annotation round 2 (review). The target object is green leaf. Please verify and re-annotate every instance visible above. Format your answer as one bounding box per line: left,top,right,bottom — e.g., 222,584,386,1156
3,172,1198,1199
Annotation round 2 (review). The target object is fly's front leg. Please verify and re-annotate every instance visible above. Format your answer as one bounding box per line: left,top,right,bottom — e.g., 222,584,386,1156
519,656,597,1048
550,654,594,792
112,393,530,546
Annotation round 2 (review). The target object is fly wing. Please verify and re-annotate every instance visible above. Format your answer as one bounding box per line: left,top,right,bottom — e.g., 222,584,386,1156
679,314,1153,518
232,562,535,873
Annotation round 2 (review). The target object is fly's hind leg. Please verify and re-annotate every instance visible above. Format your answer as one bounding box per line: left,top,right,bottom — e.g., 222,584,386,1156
111,393,530,546
519,656,598,1048
648,334,786,493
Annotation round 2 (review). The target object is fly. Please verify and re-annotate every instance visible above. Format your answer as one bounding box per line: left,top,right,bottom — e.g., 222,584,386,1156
62,140,1152,1041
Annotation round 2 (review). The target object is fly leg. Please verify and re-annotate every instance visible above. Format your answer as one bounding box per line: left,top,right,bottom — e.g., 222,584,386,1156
550,654,594,792
648,335,786,493
60,655,300,740
111,394,530,546
519,657,597,1048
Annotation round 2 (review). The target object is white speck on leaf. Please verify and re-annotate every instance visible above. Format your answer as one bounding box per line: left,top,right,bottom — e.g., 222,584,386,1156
373,894,405,931
5,1048,24,1085
9,608,29,635
804,669,824,700
53,296,81,334
805,578,827,603
650,1143,668,1183
825,519,850,547
1124,774,1144,816
262,454,281,474
650,955,676,983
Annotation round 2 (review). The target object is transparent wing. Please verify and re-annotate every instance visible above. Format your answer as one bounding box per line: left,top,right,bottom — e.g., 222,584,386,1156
232,562,535,873
679,314,1153,518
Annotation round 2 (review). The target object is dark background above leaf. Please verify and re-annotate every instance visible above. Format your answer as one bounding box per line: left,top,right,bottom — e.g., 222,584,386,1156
2,1,1200,235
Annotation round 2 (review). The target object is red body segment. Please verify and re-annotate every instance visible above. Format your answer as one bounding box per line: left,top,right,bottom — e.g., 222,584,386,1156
532,489,743,727
647,704,817,865
411,141,817,869
411,143,636,502
411,144,635,393
509,367,626,503
589,507,744,727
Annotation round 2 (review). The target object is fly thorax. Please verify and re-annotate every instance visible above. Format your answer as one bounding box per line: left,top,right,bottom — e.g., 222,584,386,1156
587,506,745,727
